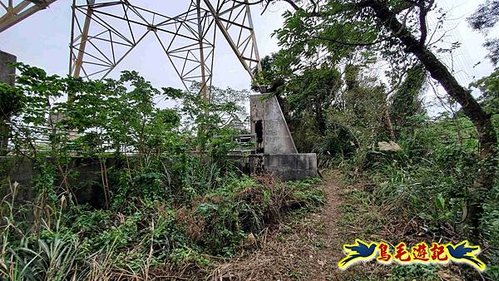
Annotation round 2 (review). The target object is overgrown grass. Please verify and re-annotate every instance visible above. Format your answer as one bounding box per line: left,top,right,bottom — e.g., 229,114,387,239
0,65,325,280
336,172,456,281
337,115,498,280
0,162,324,280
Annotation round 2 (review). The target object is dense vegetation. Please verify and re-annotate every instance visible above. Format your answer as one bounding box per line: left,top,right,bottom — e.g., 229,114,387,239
1,0,498,280
0,65,324,280
254,0,499,280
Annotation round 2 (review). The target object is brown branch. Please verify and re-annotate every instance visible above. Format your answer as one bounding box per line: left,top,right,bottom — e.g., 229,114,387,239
359,0,497,230
395,6,415,35
231,0,266,6
282,0,301,11
261,0,271,15
232,0,301,11
310,0,319,14
418,0,435,46
312,35,386,47
230,0,309,16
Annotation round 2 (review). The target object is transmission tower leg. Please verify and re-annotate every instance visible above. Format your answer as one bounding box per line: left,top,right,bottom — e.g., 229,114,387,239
70,0,95,79
196,0,209,101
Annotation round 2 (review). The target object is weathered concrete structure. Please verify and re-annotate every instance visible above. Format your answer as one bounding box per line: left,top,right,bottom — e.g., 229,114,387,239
250,94,297,154
0,50,17,156
0,157,33,201
249,94,318,180
0,51,16,85
0,156,120,207
263,153,317,181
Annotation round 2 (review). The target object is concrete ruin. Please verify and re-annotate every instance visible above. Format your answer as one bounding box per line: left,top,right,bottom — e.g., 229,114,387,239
248,94,318,180
0,93,318,207
0,50,16,85
0,50,317,186
0,50,17,156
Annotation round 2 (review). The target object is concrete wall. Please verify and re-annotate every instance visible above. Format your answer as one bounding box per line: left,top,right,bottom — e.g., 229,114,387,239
264,154,318,181
1,154,318,204
0,50,16,85
0,156,116,207
1,51,17,155
248,94,318,181
250,94,297,154
0,157,34,202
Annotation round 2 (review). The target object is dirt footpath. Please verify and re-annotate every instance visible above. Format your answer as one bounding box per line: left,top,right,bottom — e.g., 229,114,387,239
211,171,349,281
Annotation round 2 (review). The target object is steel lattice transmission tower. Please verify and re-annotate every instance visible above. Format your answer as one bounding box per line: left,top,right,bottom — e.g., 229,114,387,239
1,0,262,100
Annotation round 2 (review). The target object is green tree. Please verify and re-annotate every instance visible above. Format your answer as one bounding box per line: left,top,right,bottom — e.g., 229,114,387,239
472,69,499,129
468,0,499,65
268,0,497,232
256,50,344,152
389,63,426,138
340,64,389,148
0,82,23,155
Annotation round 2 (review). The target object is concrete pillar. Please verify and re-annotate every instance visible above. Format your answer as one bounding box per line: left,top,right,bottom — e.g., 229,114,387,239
0,50,17,155
250,94,298,154
0,51,16,85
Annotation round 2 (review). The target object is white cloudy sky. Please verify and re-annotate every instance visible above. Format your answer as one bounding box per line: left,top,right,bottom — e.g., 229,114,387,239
430,0,495,83
419,0,495,113
0,0,494,100
0,0,288,91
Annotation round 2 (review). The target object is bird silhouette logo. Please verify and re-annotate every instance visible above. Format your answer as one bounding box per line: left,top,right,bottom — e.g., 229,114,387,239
446,241,486,272
338,239,377,270
338,240,486,272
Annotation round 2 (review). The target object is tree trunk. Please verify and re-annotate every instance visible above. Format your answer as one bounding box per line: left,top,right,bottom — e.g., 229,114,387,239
367,1,497,230
384,105,396,140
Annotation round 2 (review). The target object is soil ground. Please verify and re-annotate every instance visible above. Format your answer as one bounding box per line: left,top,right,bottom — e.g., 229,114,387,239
206,170,463,281
208,170,358,280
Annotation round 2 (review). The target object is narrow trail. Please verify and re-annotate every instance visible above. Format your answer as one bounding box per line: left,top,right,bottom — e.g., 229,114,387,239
209,171,466,281
212,171,348,281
